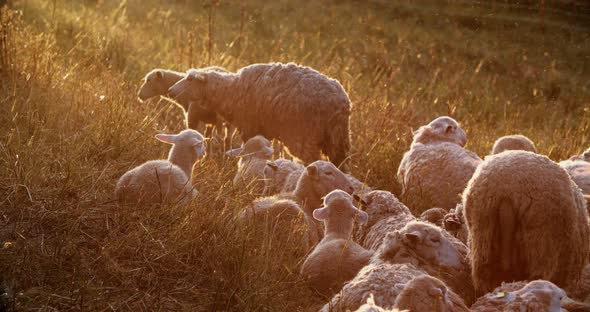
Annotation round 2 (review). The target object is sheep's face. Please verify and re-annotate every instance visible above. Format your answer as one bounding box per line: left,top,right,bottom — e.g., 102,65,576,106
168,69,208,106
313,190,368,224
138,70,173,101
443,204,464,232
395,275,457,312
414,116,467,147
156,129,207,162
305,161,354,198
226,135,274,160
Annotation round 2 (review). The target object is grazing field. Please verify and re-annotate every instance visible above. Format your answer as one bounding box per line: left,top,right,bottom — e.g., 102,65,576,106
0,0,589,310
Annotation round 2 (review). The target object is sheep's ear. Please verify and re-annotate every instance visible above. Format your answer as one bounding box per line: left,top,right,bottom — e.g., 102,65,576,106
226,147,244,157
404,231,423,244
155,71,163,79
445,124,453,133
313,207,329,221
428,287,444,297
266,161,278,170
155,134,177,144
306,164,320,180
356,209,369,224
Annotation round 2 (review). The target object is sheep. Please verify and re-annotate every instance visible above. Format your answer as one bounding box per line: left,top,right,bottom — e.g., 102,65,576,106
419,207,448,227
356,190,415,251
241,160,355,246
560,159,590,197
262,158,305,195
463,151,590,296
397,116,482,214
137,67,232,140
471,280,590,311
167,63,352,168
300,190,372,296
115,129,206,205
491,134,537,154
226,135,274,193
322,221,474,311
443,204,469,245
394,275,470,312
264,159,370,196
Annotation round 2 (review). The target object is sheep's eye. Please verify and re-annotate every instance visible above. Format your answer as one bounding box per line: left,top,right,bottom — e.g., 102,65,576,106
325,171,333,175
430,236,440,243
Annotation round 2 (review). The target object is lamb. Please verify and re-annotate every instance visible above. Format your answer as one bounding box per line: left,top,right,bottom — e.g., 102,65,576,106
463,151,590,296
491,134,537,154
300,190,372,296
115,129,206,205
137,67,231,139
471,280,590,311
323,221,473,311
167,63,352,168
241,160,355,246
226,135,274,193
397,116,482,214
356,190,415,251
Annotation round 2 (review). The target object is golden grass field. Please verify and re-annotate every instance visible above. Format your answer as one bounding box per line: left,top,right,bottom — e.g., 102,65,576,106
0,0,589,310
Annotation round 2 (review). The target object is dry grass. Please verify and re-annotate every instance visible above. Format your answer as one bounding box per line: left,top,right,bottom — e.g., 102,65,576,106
0,0,589,310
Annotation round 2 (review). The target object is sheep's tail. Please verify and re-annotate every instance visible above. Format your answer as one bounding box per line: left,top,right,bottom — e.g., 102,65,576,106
324,108,351,169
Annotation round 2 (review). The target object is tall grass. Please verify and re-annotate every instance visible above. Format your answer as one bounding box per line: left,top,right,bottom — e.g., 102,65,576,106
0,0,589,310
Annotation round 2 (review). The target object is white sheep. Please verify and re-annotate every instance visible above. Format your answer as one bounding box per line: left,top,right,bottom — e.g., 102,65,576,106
560,158,590,197
471,280,590,311
490,134,537,154
323,221,474,311
241,160,355,247
115,129,206,205
397,116,482,214
167,63,352,168
300,190,372,296
356,190,415,251
137,67,232,140
394,275,470,312
226,135,274,194
464,151,590,295
262,158,305,195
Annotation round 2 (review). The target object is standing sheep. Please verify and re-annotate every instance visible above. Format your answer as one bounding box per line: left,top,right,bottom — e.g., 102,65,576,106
323,221,473,311
137,67,233,140
490,134,537,154
226,135,274,193
115,129,206,205
167,63,352,167
301,190,372,296
463,151,590,295
397,116,482,214
471,280,590,311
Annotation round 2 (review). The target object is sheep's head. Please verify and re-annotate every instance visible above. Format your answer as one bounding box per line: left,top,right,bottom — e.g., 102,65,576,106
226,135,274,160
138,69,176,102
168,69,208,106
491,134,537,155
377,221,463,270
313,190,368,226
155,129,207,163
303,160,354,197
443,203,464,232
413,116,467,147
394,275,469,312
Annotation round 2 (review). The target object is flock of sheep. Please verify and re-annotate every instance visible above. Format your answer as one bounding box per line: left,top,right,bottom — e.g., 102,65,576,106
115,62,590,311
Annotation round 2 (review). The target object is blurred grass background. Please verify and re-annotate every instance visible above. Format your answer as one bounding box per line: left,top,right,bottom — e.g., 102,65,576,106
0,0,589,310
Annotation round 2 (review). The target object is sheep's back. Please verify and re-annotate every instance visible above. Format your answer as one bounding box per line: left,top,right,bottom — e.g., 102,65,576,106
400,142,481,214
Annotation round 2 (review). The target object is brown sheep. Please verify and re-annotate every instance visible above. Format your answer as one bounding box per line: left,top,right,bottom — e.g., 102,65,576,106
464,151,590,296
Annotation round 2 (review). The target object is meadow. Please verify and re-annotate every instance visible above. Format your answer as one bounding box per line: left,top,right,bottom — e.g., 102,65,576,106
0,0,589,310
